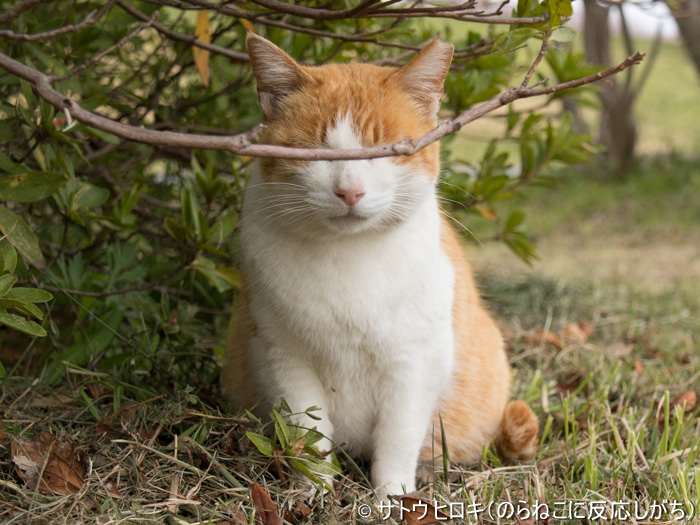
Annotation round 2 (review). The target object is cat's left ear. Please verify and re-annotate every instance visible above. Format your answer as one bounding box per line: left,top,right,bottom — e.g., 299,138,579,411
393,40,454,117
247,33,312,119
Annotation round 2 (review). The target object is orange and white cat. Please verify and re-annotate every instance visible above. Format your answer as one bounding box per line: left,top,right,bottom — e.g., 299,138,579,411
222,34,539,500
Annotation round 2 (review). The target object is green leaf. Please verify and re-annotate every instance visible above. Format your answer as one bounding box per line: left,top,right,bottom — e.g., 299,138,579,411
550,27,577,42
505,210,526,231
0,205,45,266
0,360,5,379
0,312,46,337
192,257,241,292
207,211,238,245
0,274,17,297
271,409,291,449
0,240,17,274
492,28,540,56
5,287,53,303
0,299,44,320
246,431,275,456
164,218,187,242
76,183,110,209
0,153,21,173
0,172,66,203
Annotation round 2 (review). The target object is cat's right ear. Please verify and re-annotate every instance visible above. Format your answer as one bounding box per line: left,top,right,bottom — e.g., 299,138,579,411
247,34,310,119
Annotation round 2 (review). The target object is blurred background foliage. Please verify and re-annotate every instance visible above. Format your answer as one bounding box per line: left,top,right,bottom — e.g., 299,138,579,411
0,0,696,395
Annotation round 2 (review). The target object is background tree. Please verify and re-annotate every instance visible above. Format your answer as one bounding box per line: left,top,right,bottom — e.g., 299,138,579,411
581,0,661,174
664,0,700,78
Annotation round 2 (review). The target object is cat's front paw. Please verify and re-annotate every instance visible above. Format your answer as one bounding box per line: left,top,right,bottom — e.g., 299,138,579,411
293,473,333,502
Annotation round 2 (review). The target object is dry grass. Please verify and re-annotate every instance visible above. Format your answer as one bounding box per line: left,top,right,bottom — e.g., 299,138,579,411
1,158,699,524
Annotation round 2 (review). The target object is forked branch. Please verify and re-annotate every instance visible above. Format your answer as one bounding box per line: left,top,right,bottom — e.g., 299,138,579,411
0,50,645,161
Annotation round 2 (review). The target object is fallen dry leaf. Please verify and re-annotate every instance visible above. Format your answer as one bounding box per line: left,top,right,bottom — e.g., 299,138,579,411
634,360,645,376
530,328,563,349
670,391,697,412
11,432,86,495
105,480,120,497
561,321,595,343
556,372,584,395
394,492,451,525
29,393,75,408
251,483,281,525
283,502,312,525
270,449,287,481
229,508,249,524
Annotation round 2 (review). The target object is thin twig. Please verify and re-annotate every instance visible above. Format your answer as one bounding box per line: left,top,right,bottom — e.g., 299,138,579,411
116,0,248,62
0,1,115,41
51,11,158,82
520,32,550,89
0,0,50,25
164,0,547,24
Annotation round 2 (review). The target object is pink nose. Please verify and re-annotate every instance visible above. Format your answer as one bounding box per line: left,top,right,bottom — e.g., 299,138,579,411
335,189,365,206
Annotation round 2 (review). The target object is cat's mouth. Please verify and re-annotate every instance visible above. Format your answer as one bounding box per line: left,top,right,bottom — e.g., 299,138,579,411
329,213,368,223
327,212,372,230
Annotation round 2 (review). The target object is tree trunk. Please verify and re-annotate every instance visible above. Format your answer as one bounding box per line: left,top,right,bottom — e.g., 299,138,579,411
666,0,700,79
583,0,637,175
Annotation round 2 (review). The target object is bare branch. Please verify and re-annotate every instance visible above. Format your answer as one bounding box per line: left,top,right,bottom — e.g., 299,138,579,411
0,0,51,25
618,4,635,91
634,24,663,95
0,50,645,161
165,0,548,24
0,1,115,41
51,11,158,81
115,0,248,62
520,32,550,89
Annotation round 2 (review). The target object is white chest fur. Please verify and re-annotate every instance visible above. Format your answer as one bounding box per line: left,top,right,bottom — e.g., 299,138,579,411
241,173,455,471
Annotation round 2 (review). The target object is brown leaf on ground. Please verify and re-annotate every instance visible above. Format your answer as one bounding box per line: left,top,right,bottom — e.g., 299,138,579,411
394,492,451,525
29,393,75,408
532,328,563,349
270,449,287,481
86,383,109,400
229,508,249,524
634,360,645,376
670,391,697,412
561,321,594,343
282,502,311,525
11,432,87,495
94,420,120,438
251,483,281,525
105,480,120,497
556,372,584,395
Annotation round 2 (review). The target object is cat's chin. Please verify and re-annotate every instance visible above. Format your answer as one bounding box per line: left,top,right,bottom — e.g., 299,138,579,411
325,213,377,233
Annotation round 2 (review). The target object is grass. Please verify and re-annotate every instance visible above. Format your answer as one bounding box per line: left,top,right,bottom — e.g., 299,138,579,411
1,157,698,523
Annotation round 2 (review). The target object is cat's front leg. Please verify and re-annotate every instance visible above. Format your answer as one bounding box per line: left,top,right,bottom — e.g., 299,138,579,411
370,365,446,501
264,354,335,450
262,350,336,494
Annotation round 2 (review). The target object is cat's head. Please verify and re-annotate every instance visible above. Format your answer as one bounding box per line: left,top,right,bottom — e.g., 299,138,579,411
246,34,453,235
